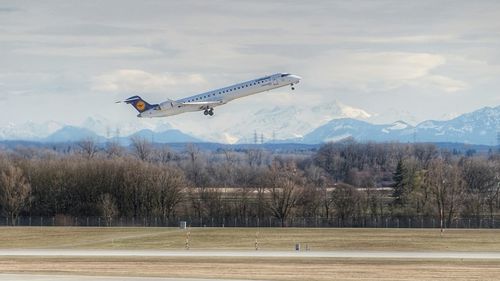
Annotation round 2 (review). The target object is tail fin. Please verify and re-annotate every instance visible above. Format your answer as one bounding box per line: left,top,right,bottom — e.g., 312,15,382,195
123,96,157,113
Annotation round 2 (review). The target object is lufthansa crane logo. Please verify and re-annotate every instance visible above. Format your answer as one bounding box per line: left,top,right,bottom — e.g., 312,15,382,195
135,101,146,111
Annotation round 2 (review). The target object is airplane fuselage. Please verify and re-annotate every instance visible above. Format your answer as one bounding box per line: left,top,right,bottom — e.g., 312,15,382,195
135,73,301,118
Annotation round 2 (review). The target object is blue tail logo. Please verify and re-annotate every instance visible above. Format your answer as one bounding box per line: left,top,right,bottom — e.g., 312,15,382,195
124,96,157,113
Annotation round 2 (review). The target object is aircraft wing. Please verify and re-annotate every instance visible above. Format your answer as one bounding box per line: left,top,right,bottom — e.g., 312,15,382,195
180,100,225,110
158,99,224,110
181,100,224,106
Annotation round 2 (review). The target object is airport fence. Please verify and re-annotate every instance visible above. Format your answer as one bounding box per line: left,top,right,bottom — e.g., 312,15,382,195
1,215,500,228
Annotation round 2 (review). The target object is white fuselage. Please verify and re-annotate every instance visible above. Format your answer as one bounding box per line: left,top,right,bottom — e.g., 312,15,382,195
139,73,301,117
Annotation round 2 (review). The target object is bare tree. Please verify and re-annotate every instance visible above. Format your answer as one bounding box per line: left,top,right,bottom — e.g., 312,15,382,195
246,149,265,167
78,138,99,159
266,160,302,227
331,183,359,226
105,141,124,158
153,166,185,222
99,193,118,226
155,145,176,164
461,158,498,225
0,165,31,225
426,159,465,232
130,136,152,161
184,144,209,187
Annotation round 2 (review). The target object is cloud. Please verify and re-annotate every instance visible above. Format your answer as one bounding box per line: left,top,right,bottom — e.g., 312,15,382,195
308,51,467,93
418,75,467,92
91,69,206,93
14,46,161,57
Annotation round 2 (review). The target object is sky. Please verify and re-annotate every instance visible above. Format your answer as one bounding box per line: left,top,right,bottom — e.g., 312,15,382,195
1,0,500,131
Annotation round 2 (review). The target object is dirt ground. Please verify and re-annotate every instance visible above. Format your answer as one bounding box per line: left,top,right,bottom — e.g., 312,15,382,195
1,257,500,281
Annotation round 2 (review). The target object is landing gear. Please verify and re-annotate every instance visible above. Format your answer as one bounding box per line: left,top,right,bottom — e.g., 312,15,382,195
204,108,214,116
291,83,295,90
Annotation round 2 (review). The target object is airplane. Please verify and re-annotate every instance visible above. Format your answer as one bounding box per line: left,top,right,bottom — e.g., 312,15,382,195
118,73,301,117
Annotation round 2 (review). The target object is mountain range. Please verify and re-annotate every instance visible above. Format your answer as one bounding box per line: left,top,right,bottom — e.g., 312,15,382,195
0,105,499,145
299,106,500,145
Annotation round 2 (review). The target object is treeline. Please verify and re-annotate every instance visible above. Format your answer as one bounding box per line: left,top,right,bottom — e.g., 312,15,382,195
0,138,499,227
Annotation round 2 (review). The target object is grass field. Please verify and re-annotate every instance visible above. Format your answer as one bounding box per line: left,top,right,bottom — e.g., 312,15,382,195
1,227,500,280
0,227,499,251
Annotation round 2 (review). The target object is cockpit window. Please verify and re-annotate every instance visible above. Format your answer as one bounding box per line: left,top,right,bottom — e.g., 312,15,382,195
281,73,290,77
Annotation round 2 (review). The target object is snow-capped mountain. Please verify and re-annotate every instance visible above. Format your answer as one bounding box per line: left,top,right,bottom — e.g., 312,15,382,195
301,106,500,145
0,105,498,145
123,129,201,144
43,126,105,143
226,101,371,143
81,116,173,137
0,121,63,140
0,101,370,143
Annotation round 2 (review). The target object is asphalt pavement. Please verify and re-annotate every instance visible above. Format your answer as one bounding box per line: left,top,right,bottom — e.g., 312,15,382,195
0,249,499,259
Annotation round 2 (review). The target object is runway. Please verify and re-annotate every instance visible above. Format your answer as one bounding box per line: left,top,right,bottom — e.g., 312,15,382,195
1,249,500,259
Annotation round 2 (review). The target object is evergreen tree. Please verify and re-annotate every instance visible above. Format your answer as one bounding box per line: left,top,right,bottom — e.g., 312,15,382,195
392,159,405,206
